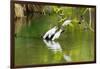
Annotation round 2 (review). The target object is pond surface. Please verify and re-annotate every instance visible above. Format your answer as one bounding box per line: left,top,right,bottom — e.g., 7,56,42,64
15,14,95,66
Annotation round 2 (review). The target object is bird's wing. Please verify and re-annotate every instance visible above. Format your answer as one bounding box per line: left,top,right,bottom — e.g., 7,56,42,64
52,29,62,40
43,26,57,39
43,31,49,39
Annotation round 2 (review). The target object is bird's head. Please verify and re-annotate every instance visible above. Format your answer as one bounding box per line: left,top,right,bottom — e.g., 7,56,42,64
62,20,72,26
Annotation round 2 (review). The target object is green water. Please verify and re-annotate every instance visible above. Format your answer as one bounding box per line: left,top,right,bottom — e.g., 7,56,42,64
15,14,95,66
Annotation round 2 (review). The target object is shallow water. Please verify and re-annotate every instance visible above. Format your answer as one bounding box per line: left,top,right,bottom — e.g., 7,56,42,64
15,14,95,66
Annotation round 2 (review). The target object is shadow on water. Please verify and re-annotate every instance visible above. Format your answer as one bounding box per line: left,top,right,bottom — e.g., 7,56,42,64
15,13,94,66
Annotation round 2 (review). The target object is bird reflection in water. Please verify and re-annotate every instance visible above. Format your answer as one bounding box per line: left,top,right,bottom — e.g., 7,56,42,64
43,39,72,62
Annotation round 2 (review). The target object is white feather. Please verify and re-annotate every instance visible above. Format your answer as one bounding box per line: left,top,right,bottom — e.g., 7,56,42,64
62,20,71,26
43,26,57,39
52,29,63,40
